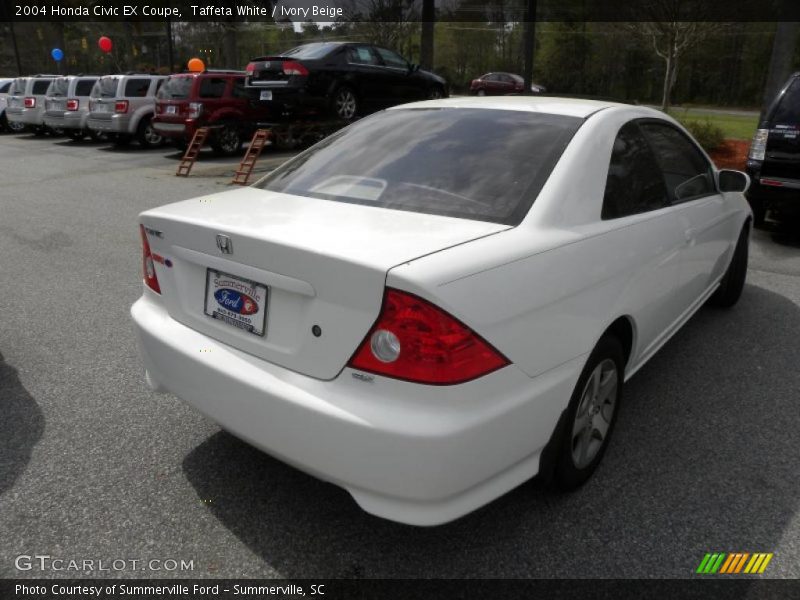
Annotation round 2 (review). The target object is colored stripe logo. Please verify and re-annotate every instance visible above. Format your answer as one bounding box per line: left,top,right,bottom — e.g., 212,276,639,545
696,552,773,574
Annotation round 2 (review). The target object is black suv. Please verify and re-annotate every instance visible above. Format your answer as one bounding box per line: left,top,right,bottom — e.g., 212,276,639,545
746,72,800,225
246,42,448,121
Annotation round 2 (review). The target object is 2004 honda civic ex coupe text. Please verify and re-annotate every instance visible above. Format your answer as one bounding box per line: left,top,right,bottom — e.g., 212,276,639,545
131,97,752,525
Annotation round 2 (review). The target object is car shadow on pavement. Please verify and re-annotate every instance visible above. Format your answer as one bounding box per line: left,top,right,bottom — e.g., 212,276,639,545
183,283,800,578
0,351,44,498
767,222,800,248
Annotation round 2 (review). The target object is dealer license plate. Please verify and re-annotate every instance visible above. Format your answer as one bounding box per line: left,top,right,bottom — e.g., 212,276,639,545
260,90,273,101
203,269,269,337
166,105,177,114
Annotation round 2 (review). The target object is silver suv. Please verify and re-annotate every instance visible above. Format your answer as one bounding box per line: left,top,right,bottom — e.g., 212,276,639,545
0,78,20,132
6,75,57,134
87,74,167,147
43,75,99,141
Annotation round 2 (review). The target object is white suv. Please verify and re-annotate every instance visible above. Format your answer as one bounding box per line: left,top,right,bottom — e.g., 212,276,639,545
6,75,57,134
87,74,167,147
43,76,99,141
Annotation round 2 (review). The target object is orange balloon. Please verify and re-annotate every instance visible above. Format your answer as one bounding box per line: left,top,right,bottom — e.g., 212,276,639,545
187,58,205,72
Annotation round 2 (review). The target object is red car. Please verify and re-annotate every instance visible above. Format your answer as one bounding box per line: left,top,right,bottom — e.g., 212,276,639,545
153,71,271,155
469,72,546,96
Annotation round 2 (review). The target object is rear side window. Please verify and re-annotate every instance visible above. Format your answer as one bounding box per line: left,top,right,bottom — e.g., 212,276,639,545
32,80,51,95
257,108,582,225
124,78,151,97
772,77,800,124
0,81,11,93
640,122,715,202
199,78,227,99
347,46,379,65
602,122,668,220
75,79,96,96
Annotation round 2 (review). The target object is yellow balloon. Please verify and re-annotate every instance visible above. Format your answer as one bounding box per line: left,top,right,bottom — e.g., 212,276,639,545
187,58,205,72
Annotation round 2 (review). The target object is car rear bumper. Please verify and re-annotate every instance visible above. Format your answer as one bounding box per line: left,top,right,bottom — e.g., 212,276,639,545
43,111,86,130
746,163,800,217
131,290,581,525
6,107,44,125
87,114,131,134
152,119,192,140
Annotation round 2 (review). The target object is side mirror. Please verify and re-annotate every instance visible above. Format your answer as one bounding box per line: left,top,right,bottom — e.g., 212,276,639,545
717,169,750,194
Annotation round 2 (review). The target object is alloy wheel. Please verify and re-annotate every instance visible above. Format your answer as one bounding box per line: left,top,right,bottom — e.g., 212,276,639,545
335,89,357,119
143,124,162,146
218,127,240,154
570,358,618,469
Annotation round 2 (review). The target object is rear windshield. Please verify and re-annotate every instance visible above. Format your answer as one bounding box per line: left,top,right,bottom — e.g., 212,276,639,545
773,77,800,124
32,80,51,95
49,78,70,96
11,78,27,95
92,77,120,98
257,108,582,225
157,76,193,100
281,42,339,59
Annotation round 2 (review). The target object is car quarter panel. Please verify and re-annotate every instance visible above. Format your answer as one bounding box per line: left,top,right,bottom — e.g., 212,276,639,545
388,107,690,379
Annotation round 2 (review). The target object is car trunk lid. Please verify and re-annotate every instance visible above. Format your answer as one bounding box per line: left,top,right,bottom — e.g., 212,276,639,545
140,187,509,380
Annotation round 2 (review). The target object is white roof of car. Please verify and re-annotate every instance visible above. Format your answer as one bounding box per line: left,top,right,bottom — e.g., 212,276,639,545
391,96,631,119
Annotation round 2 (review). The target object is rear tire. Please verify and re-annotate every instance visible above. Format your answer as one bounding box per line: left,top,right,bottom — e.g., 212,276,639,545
329,85,358,120
708,224,749,308
137,117,163,148
211,123,242,156
554,336,624,491
7,119,25,133
476,89,486,97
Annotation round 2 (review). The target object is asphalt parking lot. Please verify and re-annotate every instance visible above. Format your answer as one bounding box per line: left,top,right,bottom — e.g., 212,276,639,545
1,132,799,579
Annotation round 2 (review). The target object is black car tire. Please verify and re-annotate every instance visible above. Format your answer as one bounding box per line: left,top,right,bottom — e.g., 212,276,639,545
427,85,445,100
330,85,359,120
33,126,47,136
708,224,749,309
211,123,242,156
476,89,486,96
554,335,624,491
137,117,163,148
7,119,26,133
67,130,86,142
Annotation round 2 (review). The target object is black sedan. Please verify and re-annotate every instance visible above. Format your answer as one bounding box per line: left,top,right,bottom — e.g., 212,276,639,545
246,42,448,120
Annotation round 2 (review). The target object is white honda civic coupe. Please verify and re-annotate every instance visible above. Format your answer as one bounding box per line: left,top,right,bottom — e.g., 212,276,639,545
131,97,751,526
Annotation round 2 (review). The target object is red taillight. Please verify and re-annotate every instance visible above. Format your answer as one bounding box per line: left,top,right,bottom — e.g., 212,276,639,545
246,62,256,75
348,289,509,385
761,179,784,187
24,97,35,108
283,61,309,76
115,100,129,113
66,99,79,111
140,225,161,294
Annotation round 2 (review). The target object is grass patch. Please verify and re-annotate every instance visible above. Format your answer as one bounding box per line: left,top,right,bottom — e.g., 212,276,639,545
668,109,758,141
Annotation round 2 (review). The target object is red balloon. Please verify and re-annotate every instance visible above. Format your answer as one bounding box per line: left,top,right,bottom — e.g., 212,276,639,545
98,36,113,53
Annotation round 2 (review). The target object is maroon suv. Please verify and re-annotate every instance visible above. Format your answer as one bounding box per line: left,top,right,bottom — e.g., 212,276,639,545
153,71,270,155
469,72,546,96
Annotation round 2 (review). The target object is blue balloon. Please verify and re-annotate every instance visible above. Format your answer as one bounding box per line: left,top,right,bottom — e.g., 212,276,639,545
51,48,64,61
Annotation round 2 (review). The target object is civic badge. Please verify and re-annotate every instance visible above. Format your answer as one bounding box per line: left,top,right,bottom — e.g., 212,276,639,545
216,234,233,255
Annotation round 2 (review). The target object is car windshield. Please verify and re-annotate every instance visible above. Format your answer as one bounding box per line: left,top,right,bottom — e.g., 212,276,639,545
49,78,70,96
256,108,582,225
91,77,120,98
281,43,339,59
157,76,193,99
